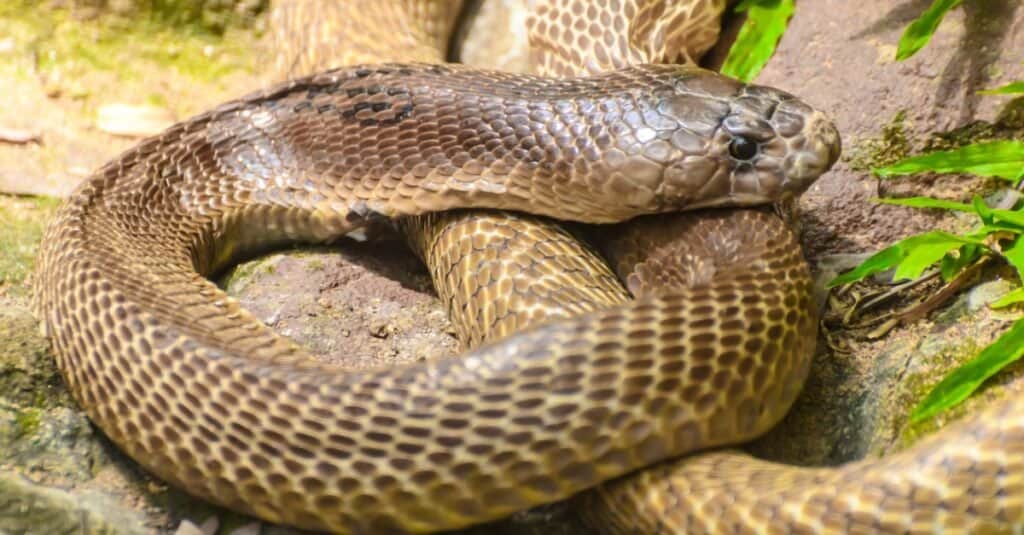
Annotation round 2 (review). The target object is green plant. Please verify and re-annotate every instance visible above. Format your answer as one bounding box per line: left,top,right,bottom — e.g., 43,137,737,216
830,139,1024,424
873,140,1024,184
829,0,1024,424
720,0,795,82
894,0,962,61
979,81,1024,96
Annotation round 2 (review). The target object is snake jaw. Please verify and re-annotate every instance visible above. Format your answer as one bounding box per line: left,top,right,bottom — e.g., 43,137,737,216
775,105,842,194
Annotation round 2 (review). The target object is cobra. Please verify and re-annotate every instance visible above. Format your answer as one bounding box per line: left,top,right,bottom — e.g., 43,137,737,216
30,1,1022,534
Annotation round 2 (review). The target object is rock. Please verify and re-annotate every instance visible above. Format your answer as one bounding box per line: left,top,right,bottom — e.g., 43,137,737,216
0,305,68,409
965,278,1019,312
95,104,175,138
743,0,1024,467
750,273,1022,465
0,127,41,145
220,243,458,370
173,520,206,535
0,404,107,481
759,0,1024,257
173,517,219,535
0,469,148,535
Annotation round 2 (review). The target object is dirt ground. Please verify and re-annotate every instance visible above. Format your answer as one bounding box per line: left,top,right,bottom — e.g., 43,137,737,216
1,0,1024,534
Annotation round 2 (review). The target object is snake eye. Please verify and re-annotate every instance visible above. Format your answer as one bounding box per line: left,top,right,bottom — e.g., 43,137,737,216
728,136,759,160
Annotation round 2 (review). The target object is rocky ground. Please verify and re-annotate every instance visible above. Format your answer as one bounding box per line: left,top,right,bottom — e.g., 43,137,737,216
1,0,1023,534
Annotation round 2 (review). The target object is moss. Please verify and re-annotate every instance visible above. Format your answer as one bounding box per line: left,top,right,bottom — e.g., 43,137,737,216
846,110,912,172
0,305,72,409
0,1,262,86
922,121,1002,153
995,97,1024,129
218,256,278,292
894,338,988,449
0,196,60,296
141,0,267,34
13,407,42,437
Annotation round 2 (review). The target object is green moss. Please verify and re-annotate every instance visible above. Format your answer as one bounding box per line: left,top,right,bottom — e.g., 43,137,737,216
218,256,277,292
0,304,71,409
144,0,268,34
995,97,1024,130
922,121,1001,153
0,1,262,85
13,407,42,437
0,196,60,295
895,338,986,448
847,110,912,171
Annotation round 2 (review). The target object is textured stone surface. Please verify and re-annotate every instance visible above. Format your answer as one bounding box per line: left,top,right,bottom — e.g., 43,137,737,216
0,470,149,535
221,242,459,369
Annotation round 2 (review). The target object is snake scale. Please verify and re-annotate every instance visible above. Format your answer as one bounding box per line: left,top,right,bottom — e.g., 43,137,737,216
29,0,1024,533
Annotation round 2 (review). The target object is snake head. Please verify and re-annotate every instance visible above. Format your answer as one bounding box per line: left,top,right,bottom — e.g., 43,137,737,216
693,83,842,207
606,65,841,212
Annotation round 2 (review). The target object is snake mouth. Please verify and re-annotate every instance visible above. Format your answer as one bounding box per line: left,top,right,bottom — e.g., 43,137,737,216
686,191,795,210
780,109,842,194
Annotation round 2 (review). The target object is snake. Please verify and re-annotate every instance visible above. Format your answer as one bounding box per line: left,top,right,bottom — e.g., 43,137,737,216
28,1,1024,534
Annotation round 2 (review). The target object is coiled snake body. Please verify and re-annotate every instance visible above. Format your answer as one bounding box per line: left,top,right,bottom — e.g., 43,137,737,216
30,1,1024,533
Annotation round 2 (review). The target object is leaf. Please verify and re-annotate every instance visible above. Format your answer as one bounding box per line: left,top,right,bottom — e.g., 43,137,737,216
892,234,974,281
895,0,963,61
720,0,795,83
990,207,1024,229
875,196,974,212
910,317,1024,423
978,81,1024,95
940,243,981,281
991,287,1024,309
827,245,902,288
827,231,984,288
1001,235,1024,281
965,224,1023,241
873,140,1024,182
973,194,994,225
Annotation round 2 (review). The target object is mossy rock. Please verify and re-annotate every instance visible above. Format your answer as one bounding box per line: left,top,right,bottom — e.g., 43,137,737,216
0,305,70,409
0,469,148,535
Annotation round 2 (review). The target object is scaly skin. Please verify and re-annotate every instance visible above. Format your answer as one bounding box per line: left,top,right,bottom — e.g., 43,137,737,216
261,1,1024,533
32,61,837,533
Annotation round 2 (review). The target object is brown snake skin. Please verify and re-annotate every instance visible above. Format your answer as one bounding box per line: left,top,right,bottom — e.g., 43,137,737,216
32,61,836,533
30,1,1024,534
